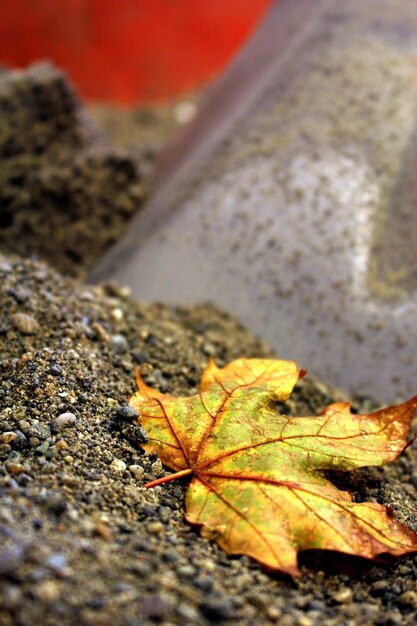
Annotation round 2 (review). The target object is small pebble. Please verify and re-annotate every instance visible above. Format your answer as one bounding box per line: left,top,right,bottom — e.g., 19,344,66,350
332,587,353,604
111,307,124,322
0,261,12,273
110,334,129,353
199,558,216,573
177,565,196,577
115,405,139,421
371,579,388,595
163,335,176,345
200,593,235,621
177,603,199,622
17,473,31,486
49,363,62,376
266,606,282,621
53,412,77,430
60,474,81,487
0,432,17,444
110,459,126,472
129,464,144,480
92,322,110,342
7,287,30,303
132,350,149,364
248,591,269,609
129,560,152,577
10,312,40,335
158,506,172,523
46,553,68,573
94,521,113,540
151,459,163,477
17,419,30,434
0,545,24,575
142,594,169,620
398,590,417,607
1,584,22,610
29,422,50,439
12,430,27,449
6,461,25,475
147,521,164,535
136,426,148,443
35,441,50,455
34,580,60,602
297,618,314,626
139,362,153,376
46,492,67,515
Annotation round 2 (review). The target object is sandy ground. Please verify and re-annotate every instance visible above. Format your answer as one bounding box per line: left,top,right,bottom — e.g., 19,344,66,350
1,63,417,625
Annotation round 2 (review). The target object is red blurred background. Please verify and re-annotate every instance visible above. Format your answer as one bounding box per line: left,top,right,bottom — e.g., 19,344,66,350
0,0,272,104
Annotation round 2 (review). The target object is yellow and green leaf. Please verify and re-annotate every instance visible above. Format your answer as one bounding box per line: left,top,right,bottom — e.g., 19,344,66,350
130,358,417,576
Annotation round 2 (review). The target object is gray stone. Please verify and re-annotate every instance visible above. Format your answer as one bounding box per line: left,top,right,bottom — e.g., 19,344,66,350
0,544,25,575
53,412,77,430
110,334,129,353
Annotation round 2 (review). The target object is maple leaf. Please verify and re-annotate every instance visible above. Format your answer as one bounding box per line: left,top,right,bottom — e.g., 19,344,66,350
129,358,417,576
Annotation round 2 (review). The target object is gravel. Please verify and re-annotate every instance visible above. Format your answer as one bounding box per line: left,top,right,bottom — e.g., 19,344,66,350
0,61,417,624
0,254,417,626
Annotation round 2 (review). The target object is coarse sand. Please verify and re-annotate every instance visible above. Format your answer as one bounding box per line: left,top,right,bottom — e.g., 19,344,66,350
1,63,417,626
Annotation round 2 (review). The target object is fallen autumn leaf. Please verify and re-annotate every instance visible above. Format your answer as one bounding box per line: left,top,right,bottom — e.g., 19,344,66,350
129,358,417,576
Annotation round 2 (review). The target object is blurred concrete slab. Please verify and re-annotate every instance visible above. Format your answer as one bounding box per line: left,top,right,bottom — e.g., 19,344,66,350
92,0,417,401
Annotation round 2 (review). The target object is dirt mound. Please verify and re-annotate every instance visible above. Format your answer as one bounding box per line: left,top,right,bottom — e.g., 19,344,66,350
0,63,149,277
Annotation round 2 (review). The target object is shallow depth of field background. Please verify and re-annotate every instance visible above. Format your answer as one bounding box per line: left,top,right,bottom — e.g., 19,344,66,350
0,0,273,104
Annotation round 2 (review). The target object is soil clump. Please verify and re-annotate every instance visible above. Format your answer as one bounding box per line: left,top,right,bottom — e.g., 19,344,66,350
0,63,153,277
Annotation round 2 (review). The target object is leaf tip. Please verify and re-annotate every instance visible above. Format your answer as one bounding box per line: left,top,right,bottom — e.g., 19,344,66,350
135,367,144,390
133,367,170,401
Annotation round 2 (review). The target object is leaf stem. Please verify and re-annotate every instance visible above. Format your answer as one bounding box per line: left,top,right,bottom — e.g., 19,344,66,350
144,468,193,488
